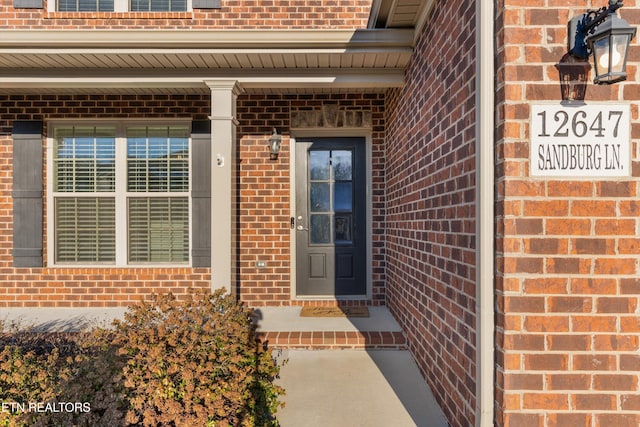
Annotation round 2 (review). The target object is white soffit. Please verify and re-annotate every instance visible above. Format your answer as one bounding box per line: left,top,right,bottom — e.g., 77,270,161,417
368,0,436,38
0,29,413,92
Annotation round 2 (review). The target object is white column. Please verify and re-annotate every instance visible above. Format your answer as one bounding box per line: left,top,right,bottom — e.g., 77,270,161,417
475,1,495,426
205,80,241,294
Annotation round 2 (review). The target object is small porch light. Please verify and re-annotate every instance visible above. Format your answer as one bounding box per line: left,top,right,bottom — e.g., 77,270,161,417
268,128,282,160
569,0,636,85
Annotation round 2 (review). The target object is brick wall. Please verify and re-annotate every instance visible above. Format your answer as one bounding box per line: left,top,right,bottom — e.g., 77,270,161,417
1,0,371,29
495,1,640,426
0,92,384,307
384,0,477,426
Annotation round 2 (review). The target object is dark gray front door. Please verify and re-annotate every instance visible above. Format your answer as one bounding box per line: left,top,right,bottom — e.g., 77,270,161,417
295,138,366,296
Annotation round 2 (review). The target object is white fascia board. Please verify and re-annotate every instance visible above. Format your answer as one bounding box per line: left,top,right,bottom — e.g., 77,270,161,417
0,47,412,56
0,73,405,90
0,29,414,49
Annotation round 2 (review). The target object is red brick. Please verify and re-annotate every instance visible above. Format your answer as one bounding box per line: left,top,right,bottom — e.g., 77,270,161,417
593,258,637,275
571,238,614,255
570,278,617,295
524,315,570,333
504,373,544,390
525,238,568,254
596,181,636,197
546,334,590,351
548,296,592,313
621,394,640,411
595,414,640,427
572,315,618,333
573,394,617,410
546,374,591,391
522,393,568,410
621,316,640,332
547,413,591,427
524,354,568,371
570,200,616,217
546,258,590,274
523,278,568,294
594,219,636,235
504,296,545,313
619,200,640,216
594,374,637,391
504,334,545,351
573,354,617,371
523,200,569,217
618,239,640,254
594,335,639,351
620,355,640,370
545,218,591,236
504,413,543,427
596,297,638,314
548,181,593,197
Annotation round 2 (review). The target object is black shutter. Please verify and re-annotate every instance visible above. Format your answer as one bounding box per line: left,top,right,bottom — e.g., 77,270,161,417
12,121,43,268
191,120,211,268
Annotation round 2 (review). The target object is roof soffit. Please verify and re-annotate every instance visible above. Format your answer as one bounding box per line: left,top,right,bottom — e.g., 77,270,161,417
0,29,413,92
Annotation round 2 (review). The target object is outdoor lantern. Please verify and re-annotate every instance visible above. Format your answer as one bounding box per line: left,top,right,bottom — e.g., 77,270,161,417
268,128,282,160
569,0,636,84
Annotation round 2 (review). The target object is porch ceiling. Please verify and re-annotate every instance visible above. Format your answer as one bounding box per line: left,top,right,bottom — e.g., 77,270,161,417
0,29,413,94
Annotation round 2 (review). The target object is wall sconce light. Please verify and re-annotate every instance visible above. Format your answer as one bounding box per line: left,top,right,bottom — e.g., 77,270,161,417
569,0,636,84
268,128,282,160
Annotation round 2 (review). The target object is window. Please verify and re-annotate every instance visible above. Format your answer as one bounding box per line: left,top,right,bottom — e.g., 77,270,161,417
58,0,114,11
55,0,187,12
131,0,186,11
50,122,190,266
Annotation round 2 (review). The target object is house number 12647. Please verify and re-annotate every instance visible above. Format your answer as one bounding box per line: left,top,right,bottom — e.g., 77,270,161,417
530,103,630,178
536,110,623,139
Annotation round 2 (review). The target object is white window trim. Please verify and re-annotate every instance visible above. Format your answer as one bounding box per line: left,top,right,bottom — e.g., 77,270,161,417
46,119,193,268
48,0,192,13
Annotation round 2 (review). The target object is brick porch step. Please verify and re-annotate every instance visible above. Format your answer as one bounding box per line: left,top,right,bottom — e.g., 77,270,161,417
252,306,407,350
258,330,406,349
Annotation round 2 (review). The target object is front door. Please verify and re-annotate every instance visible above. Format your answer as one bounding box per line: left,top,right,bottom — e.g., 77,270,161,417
295,138,366,296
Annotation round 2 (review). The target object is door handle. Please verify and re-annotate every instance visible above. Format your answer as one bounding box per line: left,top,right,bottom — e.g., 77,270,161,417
295,215,309,231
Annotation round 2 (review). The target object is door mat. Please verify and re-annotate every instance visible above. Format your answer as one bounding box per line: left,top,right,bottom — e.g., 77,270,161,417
300,306,370,318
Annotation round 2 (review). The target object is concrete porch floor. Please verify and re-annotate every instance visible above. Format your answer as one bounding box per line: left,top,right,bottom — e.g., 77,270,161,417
276,349,449,427
255,305,449,427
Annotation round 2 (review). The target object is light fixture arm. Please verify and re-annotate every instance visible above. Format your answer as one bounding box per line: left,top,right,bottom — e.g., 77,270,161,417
569,0,624,59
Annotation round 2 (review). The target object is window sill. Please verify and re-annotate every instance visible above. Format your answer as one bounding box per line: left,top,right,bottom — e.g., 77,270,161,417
45,11,193,19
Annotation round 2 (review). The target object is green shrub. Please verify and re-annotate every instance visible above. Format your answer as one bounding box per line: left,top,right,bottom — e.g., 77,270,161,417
0,289,284,427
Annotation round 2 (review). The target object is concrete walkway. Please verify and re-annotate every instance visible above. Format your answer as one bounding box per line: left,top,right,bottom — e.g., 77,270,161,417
276,349,449,427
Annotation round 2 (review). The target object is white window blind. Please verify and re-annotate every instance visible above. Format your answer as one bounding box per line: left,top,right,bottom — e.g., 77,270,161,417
53,127,116,264
55,197,116,263
54,126,116,193
126,125,189,263
58,0,114,11
130,0,186,11
128,197,189,263
51,123,190,266
127,126,189,193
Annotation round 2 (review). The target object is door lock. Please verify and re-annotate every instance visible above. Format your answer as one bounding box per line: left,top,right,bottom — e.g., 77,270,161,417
295,216,309,231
